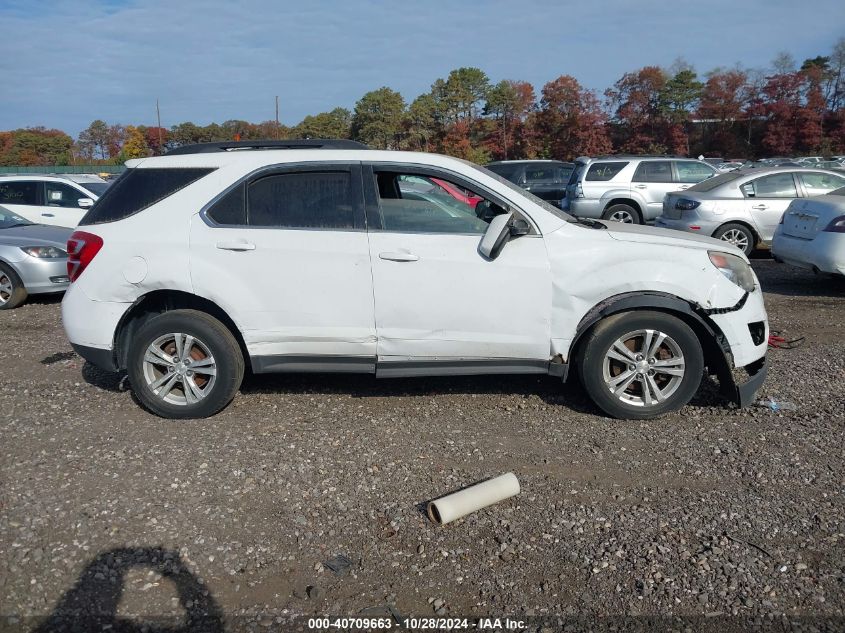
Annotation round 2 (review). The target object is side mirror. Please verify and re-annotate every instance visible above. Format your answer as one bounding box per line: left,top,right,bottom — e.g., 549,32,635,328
78,198,94,209
510,217,531,236
479,212,513,260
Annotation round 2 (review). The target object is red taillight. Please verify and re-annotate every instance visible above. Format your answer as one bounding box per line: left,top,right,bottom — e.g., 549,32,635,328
66,231,103,282
823,215,845,233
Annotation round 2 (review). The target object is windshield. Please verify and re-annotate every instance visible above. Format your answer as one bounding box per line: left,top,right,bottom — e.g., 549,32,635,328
79,182,110,196
687,172,742,192
0,206,33,228
467,162,575,222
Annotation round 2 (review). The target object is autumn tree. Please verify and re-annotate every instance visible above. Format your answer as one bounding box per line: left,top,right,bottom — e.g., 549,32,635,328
534,75,611,160
483,80,536,159
0,128,73,165
77,120,113,160
606,66,670,153
658,69,703,154
351,87,406,149
119,125,150,160
760,71,804,155
697,69,748,155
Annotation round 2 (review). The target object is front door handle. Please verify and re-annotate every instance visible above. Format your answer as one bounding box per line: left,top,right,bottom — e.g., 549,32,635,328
216,240,256,251
678,185,690,190
634,184,648,189
42,213,55,217
379,251,419,262
751,204,768,210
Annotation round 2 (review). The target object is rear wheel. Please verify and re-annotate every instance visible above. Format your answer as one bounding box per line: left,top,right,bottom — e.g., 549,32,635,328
127,309,244,419
578,311,704,419
0,264,27,310
602,203,641,224
713,223,755,256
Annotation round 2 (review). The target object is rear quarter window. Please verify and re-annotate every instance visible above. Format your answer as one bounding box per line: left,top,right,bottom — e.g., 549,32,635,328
80,167,215,225
585,162,628,181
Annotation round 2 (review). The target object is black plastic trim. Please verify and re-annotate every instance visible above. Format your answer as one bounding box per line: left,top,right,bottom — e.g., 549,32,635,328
732,356,768,407
71,343,118,372
251,355,375,374
702,292,749,315
376,359,549,378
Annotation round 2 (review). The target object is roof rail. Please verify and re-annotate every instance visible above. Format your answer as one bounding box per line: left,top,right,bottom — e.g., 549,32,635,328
165,139,368,156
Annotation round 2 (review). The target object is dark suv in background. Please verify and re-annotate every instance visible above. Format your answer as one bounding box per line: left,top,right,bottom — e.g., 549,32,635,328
486,160,574,208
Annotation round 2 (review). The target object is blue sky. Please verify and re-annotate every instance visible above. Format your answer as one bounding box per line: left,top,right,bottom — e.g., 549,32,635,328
1,0,843,136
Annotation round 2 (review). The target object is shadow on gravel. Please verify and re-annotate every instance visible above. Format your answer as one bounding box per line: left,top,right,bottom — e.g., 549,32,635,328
240,371,601,415
32,546,223,633
752,259,845,298
81,361,126,392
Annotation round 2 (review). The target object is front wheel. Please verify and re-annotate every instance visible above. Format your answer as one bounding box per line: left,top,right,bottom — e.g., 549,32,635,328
578,311,704,419
127,309,244,419
0,264,28,310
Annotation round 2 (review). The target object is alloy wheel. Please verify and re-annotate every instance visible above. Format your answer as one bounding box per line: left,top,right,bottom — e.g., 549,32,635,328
0,273,12,305
719,228,749,251
602,328,686,407
608,210,635,223
142,332,217,406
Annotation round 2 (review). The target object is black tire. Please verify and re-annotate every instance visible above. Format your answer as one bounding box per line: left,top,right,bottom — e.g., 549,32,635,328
0,263,28,310
127,309,244,419
602,203,641,224
713,223,755,256
578,311,704,419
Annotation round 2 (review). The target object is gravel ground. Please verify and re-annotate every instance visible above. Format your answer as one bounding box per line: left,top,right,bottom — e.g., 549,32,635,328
1,259,843,632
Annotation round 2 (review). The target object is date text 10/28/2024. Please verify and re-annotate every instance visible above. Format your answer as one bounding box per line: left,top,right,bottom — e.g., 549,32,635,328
307,617,527,630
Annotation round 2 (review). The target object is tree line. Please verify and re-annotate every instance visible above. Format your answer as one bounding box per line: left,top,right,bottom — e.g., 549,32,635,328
2,40,844,167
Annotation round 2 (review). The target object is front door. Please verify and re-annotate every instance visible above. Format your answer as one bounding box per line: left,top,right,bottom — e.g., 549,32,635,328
189,163,377,370
364,165,551,373
741,172,799,243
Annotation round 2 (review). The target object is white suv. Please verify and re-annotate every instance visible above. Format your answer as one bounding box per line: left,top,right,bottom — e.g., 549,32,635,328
61,140,769,420
0,174,109,228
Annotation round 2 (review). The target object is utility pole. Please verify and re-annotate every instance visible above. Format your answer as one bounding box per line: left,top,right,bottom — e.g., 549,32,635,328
275,96,280,139
156,99,163,154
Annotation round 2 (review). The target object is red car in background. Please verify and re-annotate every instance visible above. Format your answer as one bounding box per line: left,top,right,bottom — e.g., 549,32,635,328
432,178,482,209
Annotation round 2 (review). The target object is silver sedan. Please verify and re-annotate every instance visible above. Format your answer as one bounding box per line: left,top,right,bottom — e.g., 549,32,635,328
0,205,71,309
655,167,845,255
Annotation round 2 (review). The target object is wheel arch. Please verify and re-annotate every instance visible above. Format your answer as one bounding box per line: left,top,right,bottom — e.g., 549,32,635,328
567,291,732,382
112,289,249,372
602,198,643,219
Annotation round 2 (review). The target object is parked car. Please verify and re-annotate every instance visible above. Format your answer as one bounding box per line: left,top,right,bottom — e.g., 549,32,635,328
563,156,718,224
0,205,71,309
655,167,845,255
431,177,482,208
62,139,768,420
486,160,574,208
772,187,845,277
0,174,107,228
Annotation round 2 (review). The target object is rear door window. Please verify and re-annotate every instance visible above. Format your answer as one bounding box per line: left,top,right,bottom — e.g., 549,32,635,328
247,171,354,229
525,164,568,183
0,181,39,205
633,161,673,183
743,173,798,198
675,161,716,184
585,162,627,181
81,168,215,224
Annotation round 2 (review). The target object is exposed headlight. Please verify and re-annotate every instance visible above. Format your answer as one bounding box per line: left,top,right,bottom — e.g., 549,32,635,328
708,251,756,292
675,198,701,211
21,246,67,259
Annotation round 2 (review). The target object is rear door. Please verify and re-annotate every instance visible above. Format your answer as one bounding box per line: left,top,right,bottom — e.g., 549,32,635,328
630,161,675,220
523,163,571,206
189,163,377,370
740,172,799,242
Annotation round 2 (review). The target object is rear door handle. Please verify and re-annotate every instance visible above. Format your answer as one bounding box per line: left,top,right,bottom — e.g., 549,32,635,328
751,204,768,210
678,185,690,190
634,184,648,189
41,213,55,217
216,240,255,251
379,251,419,262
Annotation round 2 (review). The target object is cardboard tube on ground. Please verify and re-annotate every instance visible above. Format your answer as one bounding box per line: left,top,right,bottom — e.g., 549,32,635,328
427,473,520,525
